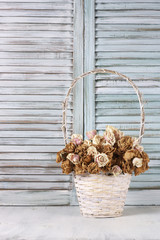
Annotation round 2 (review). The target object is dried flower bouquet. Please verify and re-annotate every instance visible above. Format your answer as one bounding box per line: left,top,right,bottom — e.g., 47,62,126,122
56,125,150,177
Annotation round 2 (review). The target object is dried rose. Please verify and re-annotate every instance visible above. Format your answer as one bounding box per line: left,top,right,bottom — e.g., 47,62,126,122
94,153,109,167
106,125,124,141
111,165,122,176
86,130,97,140
132,157,143,168
103,129,116,146
83,139,92,146
87,146,98,156
71,134,83,145
117,136,133,153
132,137,144,152
67,153,80,165
92,135,103,145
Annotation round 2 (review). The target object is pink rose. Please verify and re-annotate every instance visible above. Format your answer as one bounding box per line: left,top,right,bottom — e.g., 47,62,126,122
86,130,97,140
111,165,122,176
67,153,80,164
71,134,83,145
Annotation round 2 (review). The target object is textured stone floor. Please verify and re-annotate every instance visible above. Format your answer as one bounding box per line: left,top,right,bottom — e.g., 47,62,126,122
0,206,160,240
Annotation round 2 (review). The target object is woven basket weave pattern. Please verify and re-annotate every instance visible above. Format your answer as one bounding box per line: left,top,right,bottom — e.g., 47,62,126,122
74,174,131,217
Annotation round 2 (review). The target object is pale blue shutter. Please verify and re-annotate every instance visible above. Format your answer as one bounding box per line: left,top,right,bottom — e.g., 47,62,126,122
0,0,73,205
95,0,160,205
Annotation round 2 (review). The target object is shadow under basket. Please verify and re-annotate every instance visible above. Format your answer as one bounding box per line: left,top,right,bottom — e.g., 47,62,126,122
74,173,131,218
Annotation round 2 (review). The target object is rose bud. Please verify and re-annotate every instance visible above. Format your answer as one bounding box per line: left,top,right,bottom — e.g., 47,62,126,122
86,130,97,140
132,157,143,168
111,165,122,176
71,134,83,145
67,153,80,165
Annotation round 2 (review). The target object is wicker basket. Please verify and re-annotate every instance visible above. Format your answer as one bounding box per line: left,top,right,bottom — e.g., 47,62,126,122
61,68,145,218
74,173,131,217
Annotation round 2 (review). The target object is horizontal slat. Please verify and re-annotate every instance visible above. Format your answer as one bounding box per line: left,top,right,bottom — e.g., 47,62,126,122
0,146,64,153
96,25,160,32
96,51,160,59
0,52,73,59
0,17,73,24
130,182,160,189
95,94,160,102
0,123,72,131
0,153,58,160
96,18,160,25
95,66,160,73
96,101,160,109
0,0,72,2
0,38,73,45
0,182,71,190
96,79,160,87
0,102,72,109
0,161,59,167
0,10,73,17
0,167,63,174
0,116,72,124
96,0,160,3
96,3,160,10
0,45,72,51
96,115,160,123
96,45,160,52
0,174,70,182
0,66,72,73
0,23,73,31
96,87,159,94
96,108,160,116
0,131,66,138
0,2,73,10
0,95,72,101
96,59,160,67
132,174,160,182
0,59,72,66
0,109,72,116
126,190,160,205
0,138,65,146
0,31,72,38
0,190,70,205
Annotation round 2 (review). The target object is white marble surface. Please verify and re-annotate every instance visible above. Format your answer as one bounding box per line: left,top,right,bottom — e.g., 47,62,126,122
0,206,160,240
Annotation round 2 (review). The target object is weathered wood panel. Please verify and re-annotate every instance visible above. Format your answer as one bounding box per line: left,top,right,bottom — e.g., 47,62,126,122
95,0,160,205
0,0,73,205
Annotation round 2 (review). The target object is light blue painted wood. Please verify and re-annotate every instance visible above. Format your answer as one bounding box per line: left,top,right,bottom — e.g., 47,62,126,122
71,0,84,205
0,0,74,205
94,0,160,204
84,0,95,135
73,0,83,136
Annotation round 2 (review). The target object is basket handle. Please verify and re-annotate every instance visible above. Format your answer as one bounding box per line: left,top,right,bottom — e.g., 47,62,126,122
62,68,145,145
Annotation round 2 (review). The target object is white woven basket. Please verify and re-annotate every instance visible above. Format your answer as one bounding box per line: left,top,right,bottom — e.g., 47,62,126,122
74,173,131,218
62,69,145,218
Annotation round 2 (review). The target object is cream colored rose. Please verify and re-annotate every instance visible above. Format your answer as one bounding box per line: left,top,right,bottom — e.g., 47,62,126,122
132,137,144,152
111,165,122,176
94,153,109,167
92,135,102,145
132,157,143,168
83,139,92,146
67,153,80,164
103,129,116,146
71,134,83,145
106,125,124,141
87,146,98,156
